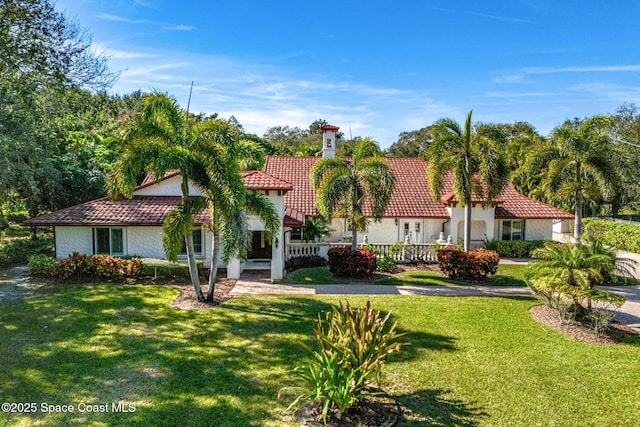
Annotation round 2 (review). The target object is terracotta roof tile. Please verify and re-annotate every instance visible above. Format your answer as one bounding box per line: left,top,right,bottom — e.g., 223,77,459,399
241,170,293,191
263,156,572,220
22,196,210,226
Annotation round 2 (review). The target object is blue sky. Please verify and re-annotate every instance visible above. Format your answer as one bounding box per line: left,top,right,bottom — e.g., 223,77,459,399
57,0,639,147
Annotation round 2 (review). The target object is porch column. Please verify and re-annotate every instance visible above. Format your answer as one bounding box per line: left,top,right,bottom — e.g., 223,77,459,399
227,257,241,279
271,221,284,280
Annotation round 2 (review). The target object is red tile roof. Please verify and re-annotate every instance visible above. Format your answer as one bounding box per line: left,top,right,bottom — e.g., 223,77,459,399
241,170,293,191
24,156,572,227
263,156,572,220
22,196,210,227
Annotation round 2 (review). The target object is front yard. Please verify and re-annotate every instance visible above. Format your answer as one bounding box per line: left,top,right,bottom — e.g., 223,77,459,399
1,283,639,426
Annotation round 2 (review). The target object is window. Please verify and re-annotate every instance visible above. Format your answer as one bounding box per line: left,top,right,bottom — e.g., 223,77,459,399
94,227,124,256
180,229,203,256
502,220,524,241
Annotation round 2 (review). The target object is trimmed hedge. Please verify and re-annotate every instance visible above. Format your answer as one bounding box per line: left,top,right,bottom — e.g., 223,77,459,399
47,253,143,280
484,240,548,258
327,247,377,278
285,255,327,273
583,218,640,254
437,247,499,280
140,258,204,278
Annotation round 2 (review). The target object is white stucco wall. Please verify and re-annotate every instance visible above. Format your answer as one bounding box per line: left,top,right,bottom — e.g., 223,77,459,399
133,175,202,196
55,227,93,258
447,205,496,243
126,226,167,260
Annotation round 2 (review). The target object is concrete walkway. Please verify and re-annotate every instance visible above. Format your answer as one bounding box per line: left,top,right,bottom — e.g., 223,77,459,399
232,254,640,332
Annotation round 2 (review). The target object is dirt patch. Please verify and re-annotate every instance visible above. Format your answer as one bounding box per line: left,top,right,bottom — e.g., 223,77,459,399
170,278,236,310
529,304,638,344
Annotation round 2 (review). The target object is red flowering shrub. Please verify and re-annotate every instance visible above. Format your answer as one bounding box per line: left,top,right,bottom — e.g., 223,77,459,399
51,252,90,280
328,246,377,278
436,247,499,280
50,253,142,280
90,254,142,279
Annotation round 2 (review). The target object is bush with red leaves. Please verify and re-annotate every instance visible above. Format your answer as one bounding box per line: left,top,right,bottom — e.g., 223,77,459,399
436,247,499,280
328,246,377,278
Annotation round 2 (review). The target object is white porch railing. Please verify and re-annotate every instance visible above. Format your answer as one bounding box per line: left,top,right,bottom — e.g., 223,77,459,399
287,242,453,263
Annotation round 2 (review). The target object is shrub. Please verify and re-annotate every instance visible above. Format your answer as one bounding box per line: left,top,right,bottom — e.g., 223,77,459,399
0,235,54,268
51,252,91,280
375,256,397,272
139,258,203,279
285,255,327,272
484,240,548,258
583,218,640,254
437,247,499,280
327,246,376,278
49,253,143,280
89,254,142,279
28,254,57,276
281,301,406,423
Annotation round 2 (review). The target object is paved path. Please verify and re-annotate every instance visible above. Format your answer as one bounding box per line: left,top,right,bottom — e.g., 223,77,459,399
233,254,640,332
0,266,43,303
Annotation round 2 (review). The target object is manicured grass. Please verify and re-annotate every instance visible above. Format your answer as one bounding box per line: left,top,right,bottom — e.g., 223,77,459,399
376,263,528,287
277,267,346,285
1,284,639,426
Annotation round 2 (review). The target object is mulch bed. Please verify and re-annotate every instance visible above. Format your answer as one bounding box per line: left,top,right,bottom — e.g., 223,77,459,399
528,304,638,344
292,388,403,427
170,278,236,310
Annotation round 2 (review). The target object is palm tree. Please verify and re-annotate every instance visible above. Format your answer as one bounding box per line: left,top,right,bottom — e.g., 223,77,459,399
424,110,508,252
109,94,281,302
107,92,210,301
532,115,621,239
310,138,395,251
191,119,279,301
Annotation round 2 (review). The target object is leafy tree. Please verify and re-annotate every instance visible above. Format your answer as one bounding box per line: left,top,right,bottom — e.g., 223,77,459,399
611,103,640,212
0,0,116,221
528,116,621,239
311,138,395,251
386,126,432,157
424,110,508,252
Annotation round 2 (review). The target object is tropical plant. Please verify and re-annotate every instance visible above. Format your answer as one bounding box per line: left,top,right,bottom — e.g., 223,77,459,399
108,93,279,302
527,238,630,317
302,217,328,242
107,92,210,300
528,115,621,239
310,138,395,251
424,110,508,252
281,301,405,423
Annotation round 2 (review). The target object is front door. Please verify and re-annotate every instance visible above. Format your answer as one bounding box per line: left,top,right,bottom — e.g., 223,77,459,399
249,231,272,259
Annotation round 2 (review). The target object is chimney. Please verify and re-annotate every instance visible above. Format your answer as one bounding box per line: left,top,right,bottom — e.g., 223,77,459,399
320,124,339,158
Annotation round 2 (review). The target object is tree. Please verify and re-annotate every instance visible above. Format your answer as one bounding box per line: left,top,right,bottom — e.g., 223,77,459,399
107,92,211,301
424,110,508,252
0,0,116,222
311,138,395,251
193,120,279,301
386,126,432,157
611,103,640,213
302,217,329,242
530,115,621,239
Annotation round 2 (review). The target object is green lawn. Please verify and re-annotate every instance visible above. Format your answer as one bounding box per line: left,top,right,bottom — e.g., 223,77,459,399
376,263,528,287
1,284,639,426
276,266,346,285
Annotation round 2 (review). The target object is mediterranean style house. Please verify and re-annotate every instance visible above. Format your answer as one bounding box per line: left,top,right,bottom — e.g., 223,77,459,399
23,125,573,280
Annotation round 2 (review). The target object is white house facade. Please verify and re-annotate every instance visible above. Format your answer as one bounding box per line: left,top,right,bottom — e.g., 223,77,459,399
24,124,573,280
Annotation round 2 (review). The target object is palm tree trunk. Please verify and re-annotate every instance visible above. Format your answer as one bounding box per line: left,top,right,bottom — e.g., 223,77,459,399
464,202,472,252
574,191,583,241
207,231,221,302
351,228,358,251
182,176,205,301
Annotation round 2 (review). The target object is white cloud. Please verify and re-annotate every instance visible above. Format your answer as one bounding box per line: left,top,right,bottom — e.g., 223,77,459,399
523,65,640,74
